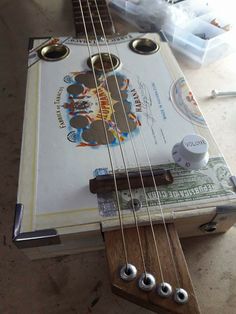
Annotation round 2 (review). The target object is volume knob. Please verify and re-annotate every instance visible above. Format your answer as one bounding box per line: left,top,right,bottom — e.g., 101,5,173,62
172,134,209,170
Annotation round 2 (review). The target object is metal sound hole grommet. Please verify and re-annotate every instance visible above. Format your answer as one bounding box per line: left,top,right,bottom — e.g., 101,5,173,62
174,288,189,304
39,44,70,61
129,38,160,55
138,273,156,291
127,198,141,211
157,282,173,298
120,264,137,282
87,53,120,73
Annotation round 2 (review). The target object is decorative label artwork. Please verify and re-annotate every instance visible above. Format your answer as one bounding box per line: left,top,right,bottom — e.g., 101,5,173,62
98,157,234,217
61,71,141,147
170,77,207,127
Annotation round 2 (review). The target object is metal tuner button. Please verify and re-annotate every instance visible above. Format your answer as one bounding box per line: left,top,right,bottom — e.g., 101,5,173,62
172,134,209,171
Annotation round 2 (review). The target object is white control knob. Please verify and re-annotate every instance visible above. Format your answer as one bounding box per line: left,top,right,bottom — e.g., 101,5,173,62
172,134,209,170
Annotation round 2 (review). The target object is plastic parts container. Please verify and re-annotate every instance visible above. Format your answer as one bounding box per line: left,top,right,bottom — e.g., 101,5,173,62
163,0,236,66
110,0,236,66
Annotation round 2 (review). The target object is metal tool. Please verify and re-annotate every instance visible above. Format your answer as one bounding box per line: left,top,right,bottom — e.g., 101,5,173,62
211,89,236,98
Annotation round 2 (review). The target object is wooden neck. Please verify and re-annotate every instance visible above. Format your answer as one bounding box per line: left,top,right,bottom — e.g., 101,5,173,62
105,223,201,314
72,0,115,37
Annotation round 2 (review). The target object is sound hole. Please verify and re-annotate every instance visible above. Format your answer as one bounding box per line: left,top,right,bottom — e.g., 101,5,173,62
130,38,159,55
39,44,70,61
87,53,120,72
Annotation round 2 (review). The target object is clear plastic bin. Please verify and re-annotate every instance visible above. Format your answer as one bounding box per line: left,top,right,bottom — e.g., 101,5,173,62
110,0,236,66
163,10,235,66
174,0,211,17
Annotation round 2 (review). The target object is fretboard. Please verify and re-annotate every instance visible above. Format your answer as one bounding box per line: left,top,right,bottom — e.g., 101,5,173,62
72,0,115,37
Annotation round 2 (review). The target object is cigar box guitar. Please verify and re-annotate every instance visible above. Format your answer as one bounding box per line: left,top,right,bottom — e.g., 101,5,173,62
13,0,236,313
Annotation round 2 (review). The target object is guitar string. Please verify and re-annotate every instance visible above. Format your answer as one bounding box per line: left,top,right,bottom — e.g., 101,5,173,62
83,0,149,276
108,36,182,288
91,0,165,283
77,0,129,268
91,0,182,288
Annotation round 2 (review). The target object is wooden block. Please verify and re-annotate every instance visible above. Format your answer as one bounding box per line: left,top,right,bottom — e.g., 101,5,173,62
105,223,201,313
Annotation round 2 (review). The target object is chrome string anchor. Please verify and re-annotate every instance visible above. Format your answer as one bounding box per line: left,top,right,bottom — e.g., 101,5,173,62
120,264,137,281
